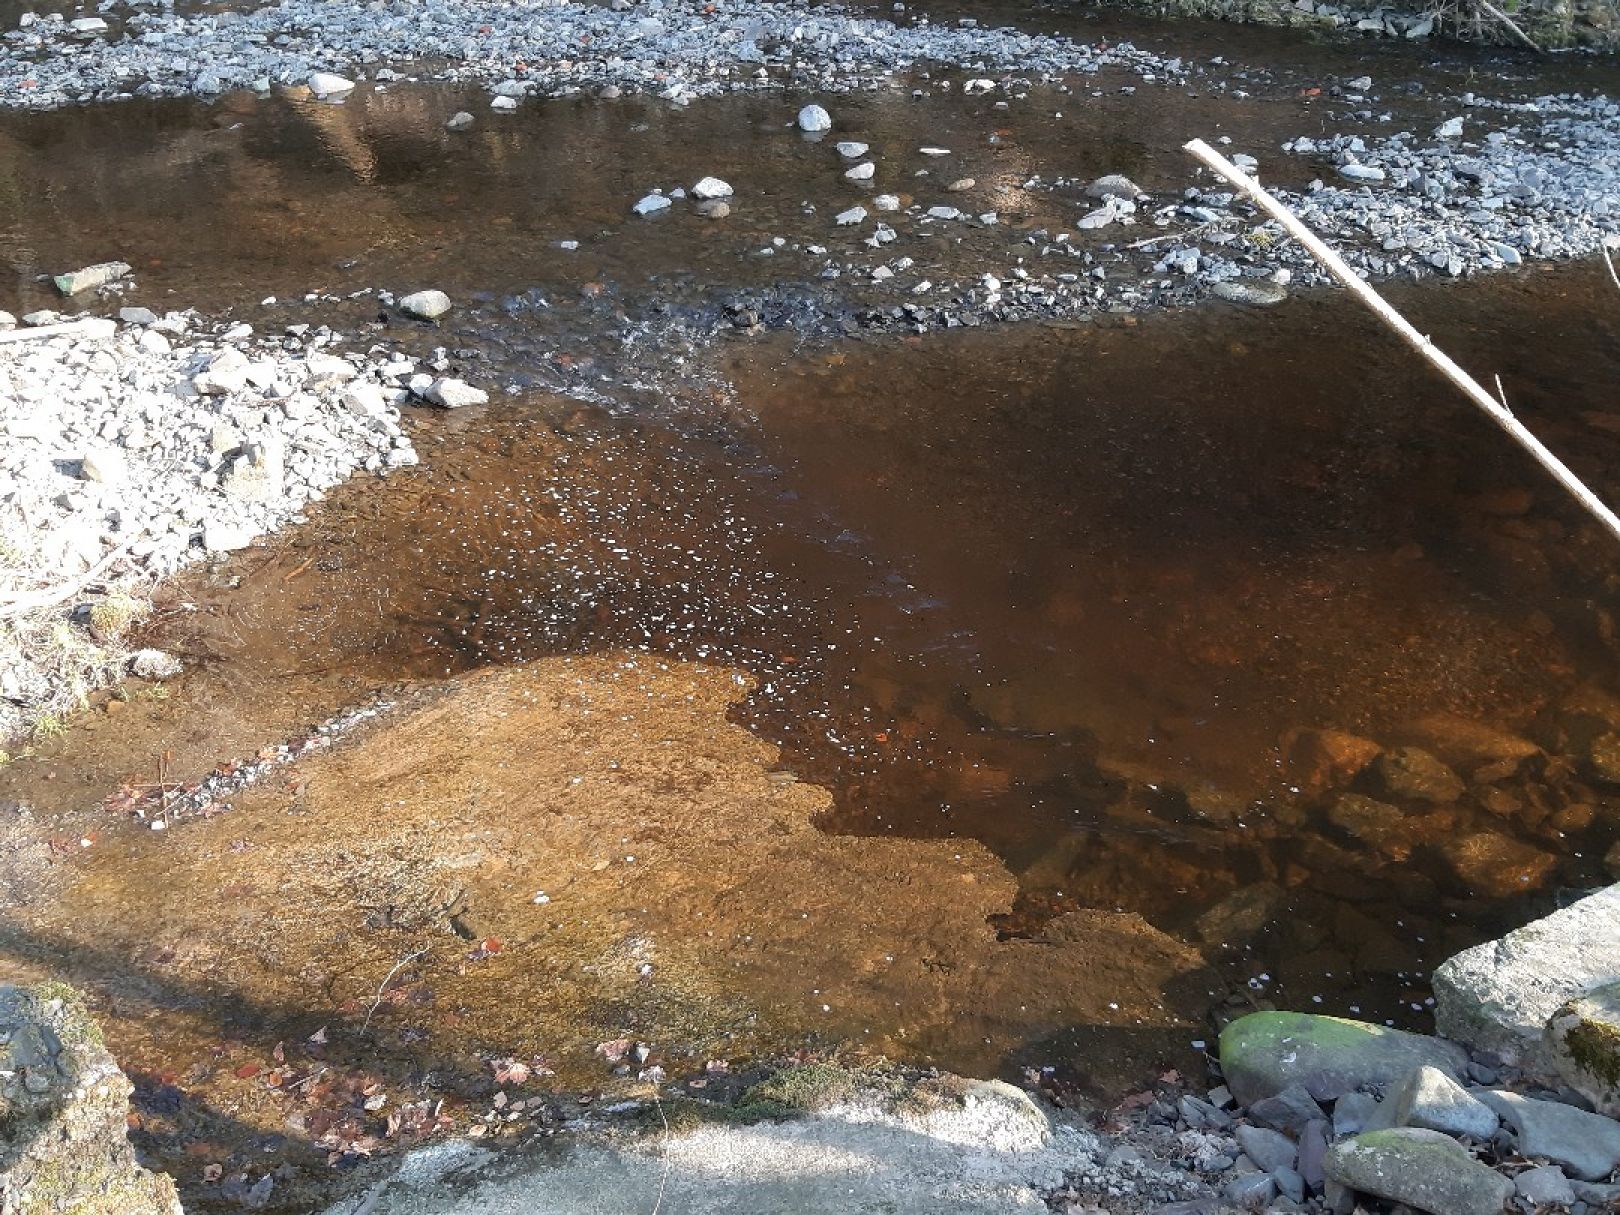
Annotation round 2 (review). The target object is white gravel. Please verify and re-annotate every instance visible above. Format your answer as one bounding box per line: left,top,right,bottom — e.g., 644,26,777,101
0,309,427,744
0,0,1183,111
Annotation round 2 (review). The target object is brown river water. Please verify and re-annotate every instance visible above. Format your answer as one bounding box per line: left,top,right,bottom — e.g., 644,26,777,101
2,10,1620,1210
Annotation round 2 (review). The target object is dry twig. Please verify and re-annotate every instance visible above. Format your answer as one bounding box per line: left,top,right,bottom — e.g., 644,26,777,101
359,947,430,1034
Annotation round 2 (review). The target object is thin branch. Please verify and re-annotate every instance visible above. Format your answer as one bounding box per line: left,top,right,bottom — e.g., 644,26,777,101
359,947,429,1034
0,542,133,619
1603,240,1620,293
0,317,116,346
1474,0,1542,50
1184,138,1620,547
650,1086,673,1215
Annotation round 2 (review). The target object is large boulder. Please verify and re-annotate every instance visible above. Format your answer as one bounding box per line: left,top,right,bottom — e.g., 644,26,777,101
1218,1012,1469,1106
1433,883,1620,1074
1546,980,1620,1115
1324,1128,1512,1215
0,982,182,1214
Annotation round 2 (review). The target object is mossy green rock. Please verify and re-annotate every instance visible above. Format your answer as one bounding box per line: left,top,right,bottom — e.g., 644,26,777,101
1219,1011,1469,1106
1324,1128,1512,1215
0,982,182,1215
1547,981,1620,1116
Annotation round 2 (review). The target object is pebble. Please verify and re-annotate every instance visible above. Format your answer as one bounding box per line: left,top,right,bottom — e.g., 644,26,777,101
307,71,354,97
836,141,869,158
692,176,733,200
398,289,453,321
797,104,832,132
424,377,489,408
53,261,131,297
845,162,875,181
835,205,867,225
633,193,672,216
445,111,475,131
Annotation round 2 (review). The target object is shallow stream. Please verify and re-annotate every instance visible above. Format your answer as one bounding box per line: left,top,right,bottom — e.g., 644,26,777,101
2,10,1620,1210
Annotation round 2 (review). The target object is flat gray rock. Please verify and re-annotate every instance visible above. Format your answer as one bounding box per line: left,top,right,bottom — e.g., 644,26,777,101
1433,883,1620,1074
1219,1011,1469,1106
1236,1124,1296,1173
1515,1165,1576,1206
1478,1088,1620,1181
1248,1083,1323,1133
1391,1066,1498,1141
1212,280,1288,307
1324,1128,1512,1215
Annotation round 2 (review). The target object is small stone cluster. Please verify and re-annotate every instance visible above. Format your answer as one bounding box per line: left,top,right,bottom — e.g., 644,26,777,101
1181,884,1620,1215
0,0,1178,111
0,303,443,744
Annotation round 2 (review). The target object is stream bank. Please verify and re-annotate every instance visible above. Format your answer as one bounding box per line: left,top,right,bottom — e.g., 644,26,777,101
3,1,1620,1210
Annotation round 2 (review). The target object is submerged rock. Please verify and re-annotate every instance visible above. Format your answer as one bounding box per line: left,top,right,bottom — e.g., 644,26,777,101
1436,831,1555,897
1433,883,1620,1073
1219,1011,1468,1106
0,983,183,1215
1324,1128,1512,1215
1212,279,1288,307
1326,794,1411,859
1547,980,1620,1116
1371,746,1464,803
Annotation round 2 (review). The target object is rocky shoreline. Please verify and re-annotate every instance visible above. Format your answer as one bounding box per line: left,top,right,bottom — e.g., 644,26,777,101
0,305,432,746
7,885,1618,1214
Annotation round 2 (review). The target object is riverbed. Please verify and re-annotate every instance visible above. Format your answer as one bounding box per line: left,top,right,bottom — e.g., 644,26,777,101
2,4,1620,1211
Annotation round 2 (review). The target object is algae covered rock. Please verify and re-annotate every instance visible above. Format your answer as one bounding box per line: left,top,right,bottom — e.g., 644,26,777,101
1547,980,1620,1115
0,982,182,1214
1324,1127,1512,1215
1219,1011,1468,1105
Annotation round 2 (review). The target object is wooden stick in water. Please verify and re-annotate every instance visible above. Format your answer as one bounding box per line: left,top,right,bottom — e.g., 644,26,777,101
1183,137,1620,547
